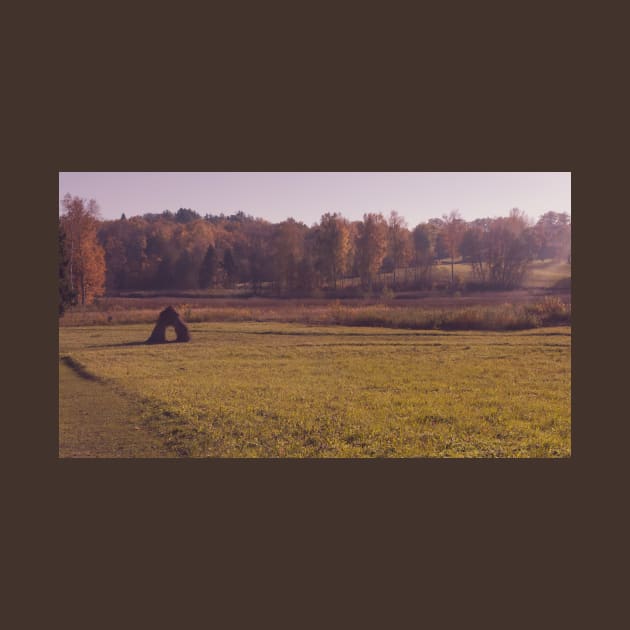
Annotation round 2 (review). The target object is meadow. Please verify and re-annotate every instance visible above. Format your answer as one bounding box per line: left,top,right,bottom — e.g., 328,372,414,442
59,321,571,458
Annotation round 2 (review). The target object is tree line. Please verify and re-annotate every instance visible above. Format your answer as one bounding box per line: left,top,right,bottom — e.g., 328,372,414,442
58,193,571,313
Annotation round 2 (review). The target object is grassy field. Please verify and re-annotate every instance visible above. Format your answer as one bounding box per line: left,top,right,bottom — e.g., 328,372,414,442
59,322,571,458
376,259,570,289
521,260,571,288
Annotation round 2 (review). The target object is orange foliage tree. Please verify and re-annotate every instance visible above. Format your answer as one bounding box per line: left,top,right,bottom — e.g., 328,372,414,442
60,194,106,305
356,213,388,290
315,212,350,290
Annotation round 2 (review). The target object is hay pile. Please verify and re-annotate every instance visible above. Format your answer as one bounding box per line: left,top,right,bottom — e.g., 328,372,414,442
146,306,190,344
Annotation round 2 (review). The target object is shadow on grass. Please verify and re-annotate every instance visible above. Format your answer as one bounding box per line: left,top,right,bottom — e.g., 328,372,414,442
60,356,101,380
238,329,450,337
85,340,149,349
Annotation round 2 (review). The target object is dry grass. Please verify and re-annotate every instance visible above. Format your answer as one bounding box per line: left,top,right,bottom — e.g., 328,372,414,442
329,297,570,331
61,294,570,331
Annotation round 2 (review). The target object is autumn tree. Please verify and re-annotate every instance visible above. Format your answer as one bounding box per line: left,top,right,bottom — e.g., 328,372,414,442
534,211,571,262
100,222,128,289
244,219,274,294
81,205,559,296
296,257,314,292
98,216,149,290
460,218,492,283
144,220,177,289
175,207,202,223
272,219,306,293
345,221,361,281
173,249,197,289
387,211,412,287
60,194,106,305
485,209,536,288
412,223,435,287
355,213,388,290
155,254,175,289
315,212,350,290
428,217,449,260
441,210,466,287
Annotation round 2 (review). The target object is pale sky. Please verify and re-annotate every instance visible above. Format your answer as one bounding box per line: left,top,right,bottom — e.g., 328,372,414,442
58,172,571,226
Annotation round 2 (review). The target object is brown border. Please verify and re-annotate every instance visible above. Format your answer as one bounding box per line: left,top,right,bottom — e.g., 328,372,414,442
48,139,579,468
12,4,611,622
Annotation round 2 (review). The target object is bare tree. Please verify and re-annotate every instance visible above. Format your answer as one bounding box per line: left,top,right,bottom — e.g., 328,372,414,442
387,211,411,288
355,213,388,291
460,218,491,283
412,223,435,287
534,211,571,262
441,210,466,287
485,209,536,288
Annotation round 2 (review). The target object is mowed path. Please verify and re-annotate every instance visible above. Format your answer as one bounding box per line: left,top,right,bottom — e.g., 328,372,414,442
59,361,174,458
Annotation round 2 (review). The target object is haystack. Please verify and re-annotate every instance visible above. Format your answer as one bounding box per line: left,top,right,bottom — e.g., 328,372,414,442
146,306,190,344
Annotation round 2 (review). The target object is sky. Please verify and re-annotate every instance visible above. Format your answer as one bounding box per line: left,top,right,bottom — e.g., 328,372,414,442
59,172,571,226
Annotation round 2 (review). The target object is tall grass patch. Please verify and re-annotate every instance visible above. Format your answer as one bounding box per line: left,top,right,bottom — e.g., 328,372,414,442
61,298,570,331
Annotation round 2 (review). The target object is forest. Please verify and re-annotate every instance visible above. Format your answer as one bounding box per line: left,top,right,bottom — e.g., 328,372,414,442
58,193,571,313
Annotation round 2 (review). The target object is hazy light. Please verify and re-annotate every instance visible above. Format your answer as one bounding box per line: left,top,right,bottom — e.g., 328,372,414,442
59,172,571,225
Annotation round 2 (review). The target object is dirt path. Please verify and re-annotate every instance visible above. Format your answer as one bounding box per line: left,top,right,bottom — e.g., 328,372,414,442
59,361,175,458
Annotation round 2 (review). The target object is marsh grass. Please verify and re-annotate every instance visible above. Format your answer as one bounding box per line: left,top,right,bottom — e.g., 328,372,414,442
61,297,570,331
329,298,570,330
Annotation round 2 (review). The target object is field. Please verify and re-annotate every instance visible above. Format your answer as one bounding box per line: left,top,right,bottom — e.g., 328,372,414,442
59,321,571,458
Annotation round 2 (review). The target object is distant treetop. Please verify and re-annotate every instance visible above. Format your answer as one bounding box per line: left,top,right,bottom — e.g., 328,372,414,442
175,208,202,223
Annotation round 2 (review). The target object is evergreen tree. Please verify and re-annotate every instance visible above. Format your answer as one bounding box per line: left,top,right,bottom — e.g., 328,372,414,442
222,248,237,288
174,249,196,289
156,255,175,289
198,244,219,288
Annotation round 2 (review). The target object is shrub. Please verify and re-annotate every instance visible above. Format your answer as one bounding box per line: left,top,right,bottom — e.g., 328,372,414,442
525,296,570,326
